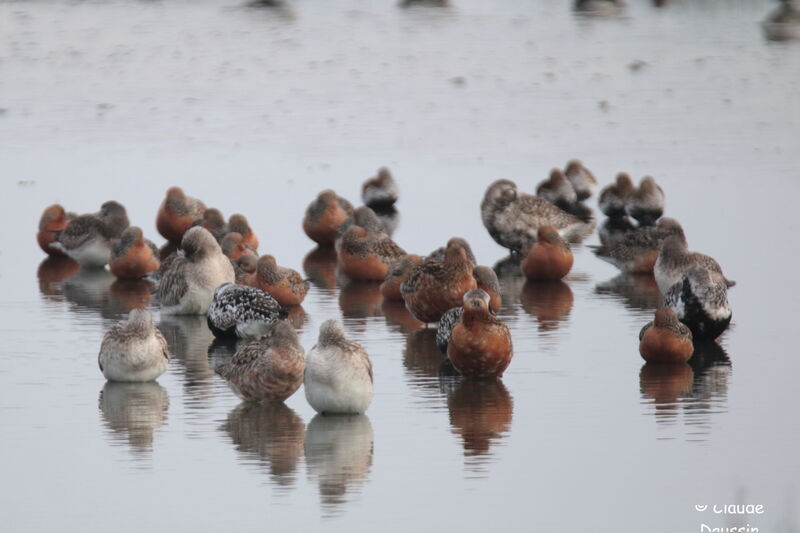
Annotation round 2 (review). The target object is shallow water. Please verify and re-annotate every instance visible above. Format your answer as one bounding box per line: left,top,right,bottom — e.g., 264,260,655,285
1,0,799,531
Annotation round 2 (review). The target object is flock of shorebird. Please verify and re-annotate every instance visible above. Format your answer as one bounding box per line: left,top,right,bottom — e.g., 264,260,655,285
36,162,734,414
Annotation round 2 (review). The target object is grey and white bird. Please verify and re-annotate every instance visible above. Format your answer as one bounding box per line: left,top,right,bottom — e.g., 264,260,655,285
664,265,732,340
481,179,594,252
50,201,130,268
207,283,285,339
362,167,399,208
216,321,305,403
156,227,235,315
98,308,170,382
304,319,374,415
654,235,735,294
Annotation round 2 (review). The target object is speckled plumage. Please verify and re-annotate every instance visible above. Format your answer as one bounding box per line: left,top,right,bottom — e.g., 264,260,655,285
304,320,373,414
481,179,593,252
436,307,463,354
664,266,731,340
216,321,305,402
338,225,406,281
207,283,285,339
156,227,235,314
98,308,170,382
248,255,309,306
654,236,735,294
401,242,477,323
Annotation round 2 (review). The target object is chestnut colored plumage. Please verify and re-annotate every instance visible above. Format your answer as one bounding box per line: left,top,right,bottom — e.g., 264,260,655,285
303,190,354,246
109,227,160,280
156,187,207,243
337,225,406,281
638,308,694,364
220,232,256,260
37,204,72,257
520,226,573,281
401,241,477,323
228,214,259,251
247,255,309,306
447,290,513,379
380,254,423,300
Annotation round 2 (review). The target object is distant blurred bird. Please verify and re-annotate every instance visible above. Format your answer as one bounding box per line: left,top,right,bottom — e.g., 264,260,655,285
564,159,598,201
626,176,665,226
536,168,577,209
362,167,399,208
598,172,635,219
762,0,800,41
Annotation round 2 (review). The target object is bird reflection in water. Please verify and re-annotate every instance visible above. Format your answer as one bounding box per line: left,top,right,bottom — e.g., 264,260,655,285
221,402,305,489
448,380,513,473
403,328,448,398
382,299,423,335
303,246,338,290
305,414,374,516
98,382,169,458
158,315,217,410
639,341,731,440
595,273,662,311
61,268,124,319
338,280,384,321
520,280,574,332
492,255,525,310
37,256,80,301
109,279,154,311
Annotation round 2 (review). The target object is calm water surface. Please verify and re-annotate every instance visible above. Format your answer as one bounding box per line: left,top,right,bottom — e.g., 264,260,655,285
1,0,799,531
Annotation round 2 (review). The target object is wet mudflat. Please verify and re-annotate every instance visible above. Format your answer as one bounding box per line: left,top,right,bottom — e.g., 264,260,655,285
1,0,799,531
